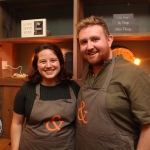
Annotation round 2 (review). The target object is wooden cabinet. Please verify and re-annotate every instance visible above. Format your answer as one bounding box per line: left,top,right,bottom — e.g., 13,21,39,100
0,138,11,150
0,78,25,138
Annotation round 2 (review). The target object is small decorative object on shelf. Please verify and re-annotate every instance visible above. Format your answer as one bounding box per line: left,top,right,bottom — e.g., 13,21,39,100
21,18,47,37
5,65,27,78
109,14,139,33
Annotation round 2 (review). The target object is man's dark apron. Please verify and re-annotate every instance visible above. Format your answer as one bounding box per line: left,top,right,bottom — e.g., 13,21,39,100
76,56,137,150
19,84,76,150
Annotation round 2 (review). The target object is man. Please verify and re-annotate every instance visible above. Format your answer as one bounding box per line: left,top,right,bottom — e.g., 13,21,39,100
76,15,150,150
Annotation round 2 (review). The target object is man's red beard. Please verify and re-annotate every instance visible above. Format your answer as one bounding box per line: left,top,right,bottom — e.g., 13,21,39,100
82,47,110,66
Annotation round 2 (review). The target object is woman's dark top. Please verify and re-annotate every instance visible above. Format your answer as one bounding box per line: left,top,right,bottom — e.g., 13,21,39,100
13,80,80,122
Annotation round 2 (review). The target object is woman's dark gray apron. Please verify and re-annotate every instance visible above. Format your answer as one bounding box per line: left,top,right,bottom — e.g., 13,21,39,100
19,84,76,150
76,56,137,150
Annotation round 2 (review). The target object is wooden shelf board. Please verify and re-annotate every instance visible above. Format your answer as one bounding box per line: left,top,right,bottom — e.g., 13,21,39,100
0,138,11,150
0,35,73,44
0,78,26,86
112,32,150,41
1,33,150,44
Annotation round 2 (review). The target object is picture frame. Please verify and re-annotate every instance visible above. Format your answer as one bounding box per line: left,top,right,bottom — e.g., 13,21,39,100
21,18,47,37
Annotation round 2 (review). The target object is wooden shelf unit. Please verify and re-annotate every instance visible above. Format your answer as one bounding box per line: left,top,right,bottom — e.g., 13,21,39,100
112,33,150,41
0,35,73,44
1,33,150,45
0,0,150,78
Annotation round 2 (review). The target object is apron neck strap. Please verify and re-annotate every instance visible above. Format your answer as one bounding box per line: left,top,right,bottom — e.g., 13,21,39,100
102,54,116,90
36,84,40,100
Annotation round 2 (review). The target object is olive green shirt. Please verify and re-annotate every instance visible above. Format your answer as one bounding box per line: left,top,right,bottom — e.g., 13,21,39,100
83,55,150,135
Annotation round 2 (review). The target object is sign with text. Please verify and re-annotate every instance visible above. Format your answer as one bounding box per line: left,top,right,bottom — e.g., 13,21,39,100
112,19,136,26
109,26,139,33
113,14,133,20
109,14,139,33
21,18,46,37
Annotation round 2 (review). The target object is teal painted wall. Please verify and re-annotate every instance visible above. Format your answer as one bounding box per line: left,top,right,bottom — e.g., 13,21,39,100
16,5,73,37
85,3,149,32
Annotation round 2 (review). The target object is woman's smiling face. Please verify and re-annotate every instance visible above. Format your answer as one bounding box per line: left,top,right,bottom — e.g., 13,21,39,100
37,49,60,86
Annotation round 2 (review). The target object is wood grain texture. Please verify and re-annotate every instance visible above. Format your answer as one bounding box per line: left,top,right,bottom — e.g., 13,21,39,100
0,138,11,150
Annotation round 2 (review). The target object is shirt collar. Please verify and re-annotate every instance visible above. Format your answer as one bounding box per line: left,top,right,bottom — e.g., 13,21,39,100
88,57,113,73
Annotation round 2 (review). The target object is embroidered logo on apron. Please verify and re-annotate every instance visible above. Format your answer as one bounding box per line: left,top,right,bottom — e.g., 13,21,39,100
78,101,88,123
46,115,64,131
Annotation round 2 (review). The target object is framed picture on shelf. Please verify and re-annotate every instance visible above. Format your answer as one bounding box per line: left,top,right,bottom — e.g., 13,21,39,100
21,18,47,37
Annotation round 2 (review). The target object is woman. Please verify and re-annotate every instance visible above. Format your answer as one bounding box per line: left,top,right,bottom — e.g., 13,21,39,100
11,43,80,150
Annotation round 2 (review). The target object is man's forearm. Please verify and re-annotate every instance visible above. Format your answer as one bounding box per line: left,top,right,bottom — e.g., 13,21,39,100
137,123,150,150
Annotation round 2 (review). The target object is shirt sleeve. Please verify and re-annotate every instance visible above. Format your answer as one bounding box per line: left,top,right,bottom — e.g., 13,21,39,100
129,67,150,125
13,83,26,115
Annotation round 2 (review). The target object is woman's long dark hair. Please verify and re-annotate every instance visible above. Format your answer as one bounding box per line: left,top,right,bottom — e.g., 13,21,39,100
27,43,73,84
